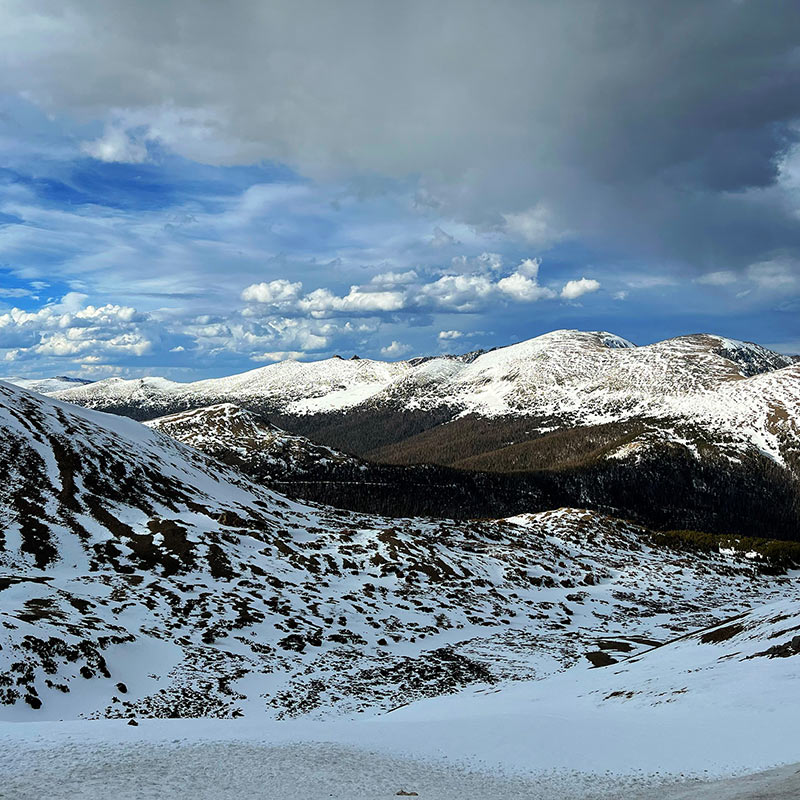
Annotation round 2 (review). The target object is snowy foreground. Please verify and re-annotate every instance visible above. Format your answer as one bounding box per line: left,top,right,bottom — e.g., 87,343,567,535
1,708,798,799
3,597,800,799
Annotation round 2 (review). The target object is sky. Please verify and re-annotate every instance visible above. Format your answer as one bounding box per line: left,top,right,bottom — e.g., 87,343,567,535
1,0,800,380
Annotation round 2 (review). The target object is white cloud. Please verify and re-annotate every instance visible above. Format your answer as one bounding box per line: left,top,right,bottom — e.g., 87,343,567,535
746,260,800,291
241,279,303,304
299,286,406,315
81,125,148,164
369,270,418,286
561,277,600,300
241,256,561,319
497,272,553,302
380,340,411,357
696,270,738,286
438,329,464,340
416,274,495,312
0,293,153,361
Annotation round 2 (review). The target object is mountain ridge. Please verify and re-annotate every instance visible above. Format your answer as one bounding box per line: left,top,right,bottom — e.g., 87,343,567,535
2,379,798,722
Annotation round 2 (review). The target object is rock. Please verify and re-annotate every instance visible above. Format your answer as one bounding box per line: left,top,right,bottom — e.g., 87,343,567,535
127,718,138,726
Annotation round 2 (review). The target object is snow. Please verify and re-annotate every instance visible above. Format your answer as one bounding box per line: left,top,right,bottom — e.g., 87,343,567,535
47,330,798,470
1,375,94,395
3,371,800,797
4,594,800,795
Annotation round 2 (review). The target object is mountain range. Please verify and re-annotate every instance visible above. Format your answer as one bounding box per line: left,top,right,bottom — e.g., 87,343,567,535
22,329,799,539
1,377,798,723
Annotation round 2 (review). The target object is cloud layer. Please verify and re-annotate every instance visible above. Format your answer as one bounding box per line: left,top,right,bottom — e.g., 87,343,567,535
4,0,800,273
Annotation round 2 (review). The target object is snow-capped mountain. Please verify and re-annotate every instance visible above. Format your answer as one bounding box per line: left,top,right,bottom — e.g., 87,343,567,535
1,375,94,395
2,379,797,722
51,330,792,422
48,330,797,467
145,403,362,482
53,354,409,419
44,330,800,538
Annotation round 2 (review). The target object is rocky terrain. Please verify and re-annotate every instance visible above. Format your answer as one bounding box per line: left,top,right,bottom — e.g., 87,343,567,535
2,378,798,723
53,329,797,537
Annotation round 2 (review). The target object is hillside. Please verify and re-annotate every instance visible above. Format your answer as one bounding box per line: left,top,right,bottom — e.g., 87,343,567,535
1,380,798,723
46,330,800,539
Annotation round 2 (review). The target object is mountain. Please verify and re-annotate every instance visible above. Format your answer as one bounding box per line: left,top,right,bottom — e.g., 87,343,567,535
2,379,798,722
54,330,800,539
2,375,94,395
145,403,362,482
51,330,792,422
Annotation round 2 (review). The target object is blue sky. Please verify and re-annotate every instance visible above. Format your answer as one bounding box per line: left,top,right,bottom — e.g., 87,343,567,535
1,2,800,379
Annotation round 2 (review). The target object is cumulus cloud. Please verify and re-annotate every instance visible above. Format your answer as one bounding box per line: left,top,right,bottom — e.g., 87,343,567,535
416,274,496,312
438,329,463,340
242,257,565,316
561,277,601,300
380,340,411,357
497,272,555,302
241,279,303,304
0,294,153,361
299,287,407,316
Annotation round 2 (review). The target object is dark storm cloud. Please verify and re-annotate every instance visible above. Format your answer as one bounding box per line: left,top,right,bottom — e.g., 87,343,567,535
3,0,800,270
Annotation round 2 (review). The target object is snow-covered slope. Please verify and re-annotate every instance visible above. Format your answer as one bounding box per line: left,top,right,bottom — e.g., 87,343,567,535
54,356,409,418
376,330,792,419
2,375,93,395
48,331,796,461
145,403,361,481
51,330,792,421
2,380,798,722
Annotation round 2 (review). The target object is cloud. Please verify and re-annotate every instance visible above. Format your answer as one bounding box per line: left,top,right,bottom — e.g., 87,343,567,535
242,256,562,316
696,270,738,286
299,286,407,315
430,226,457,248
438,329,463,340
369,270,419,286
0,293,153,360
449,252,504,275
241,279,303,304
380,340,411,357
5,0,800,275
416,274,496,312
746,260,800,291
81,125,148,163
497,272,555,302
503,204,567,248
561,277,601,300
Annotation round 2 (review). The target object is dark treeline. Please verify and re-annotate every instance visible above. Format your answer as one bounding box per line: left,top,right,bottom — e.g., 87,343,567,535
256,449,800,543
88,401,800,543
